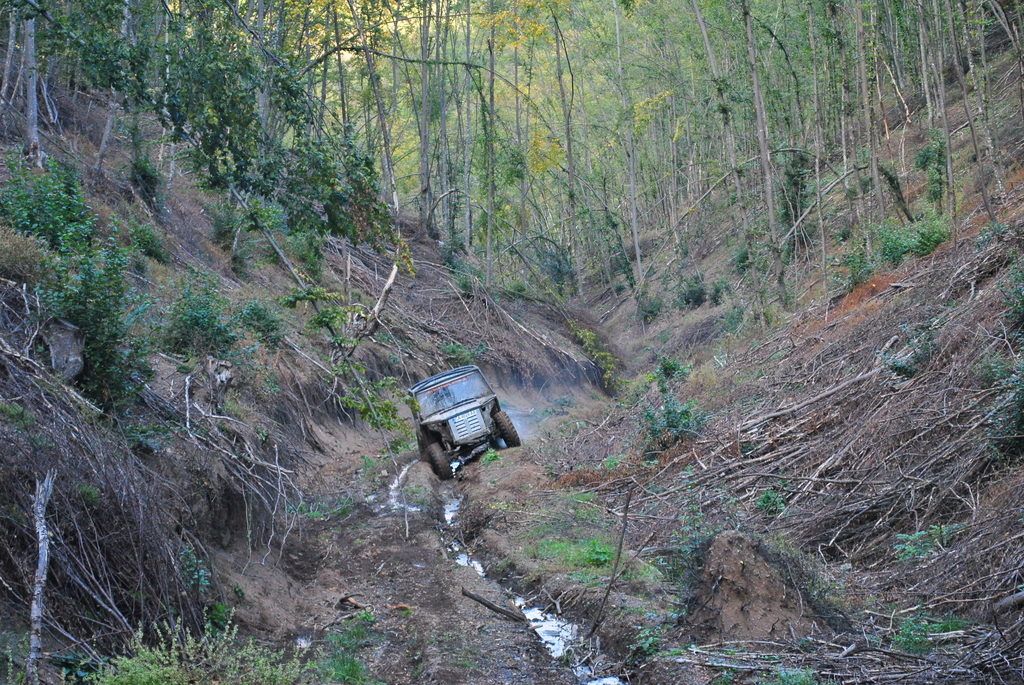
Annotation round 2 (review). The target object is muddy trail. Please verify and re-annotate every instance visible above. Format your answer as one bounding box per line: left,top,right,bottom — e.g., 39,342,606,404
263,456,622,685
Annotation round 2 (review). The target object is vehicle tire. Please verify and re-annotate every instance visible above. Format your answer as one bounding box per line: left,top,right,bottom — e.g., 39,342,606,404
426,442,454,480
493,410,521,448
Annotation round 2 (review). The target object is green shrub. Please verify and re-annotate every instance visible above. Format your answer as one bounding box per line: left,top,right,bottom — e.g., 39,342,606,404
709,278,731,306
130,223,169,264
758,668,819,685
757,489,786,517
912,214,949,256
877,222,917,265
642,361,706,451
441,341,485,366
675,275,706,310
892,616,930,654
0,160,150,408
883,327,934,379
165,272,239,357
1001,258,1024,324
236,301,284,347
914,130,947,208
894,524,963,562
569,320,619,392
209,202,243,249
43,238,151,407
637,291,664,322
130,155,162,209
89,625,314,685
0,158,94,251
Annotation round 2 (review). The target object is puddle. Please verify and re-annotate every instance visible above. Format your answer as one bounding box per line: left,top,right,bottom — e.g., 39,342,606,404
443,489,462,525
386,461,421,513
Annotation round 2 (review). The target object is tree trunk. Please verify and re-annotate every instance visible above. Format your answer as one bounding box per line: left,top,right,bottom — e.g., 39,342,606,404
485,0,495,286
345,0,400,219
744,2,786,303
419,0,433,236
26,471,55,685
690,0,760,304
24,17,40,167
614,0,642,287
553,13,583,296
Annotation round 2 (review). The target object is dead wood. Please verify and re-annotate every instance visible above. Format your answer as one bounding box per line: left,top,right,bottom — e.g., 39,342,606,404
460,587,527,623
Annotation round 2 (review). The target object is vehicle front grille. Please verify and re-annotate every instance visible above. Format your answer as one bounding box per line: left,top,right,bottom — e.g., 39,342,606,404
449,409,486,442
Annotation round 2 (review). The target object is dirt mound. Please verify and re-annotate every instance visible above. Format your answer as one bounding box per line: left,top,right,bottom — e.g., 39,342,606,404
686,531,818,642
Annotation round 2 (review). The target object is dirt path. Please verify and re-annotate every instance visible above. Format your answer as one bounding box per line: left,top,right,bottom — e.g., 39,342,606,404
227,456,579,684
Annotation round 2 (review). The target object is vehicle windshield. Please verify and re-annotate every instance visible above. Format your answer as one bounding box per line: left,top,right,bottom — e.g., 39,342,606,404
416,373,492,417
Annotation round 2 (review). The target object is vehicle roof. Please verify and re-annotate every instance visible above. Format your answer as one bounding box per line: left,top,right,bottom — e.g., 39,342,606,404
409,365,485,394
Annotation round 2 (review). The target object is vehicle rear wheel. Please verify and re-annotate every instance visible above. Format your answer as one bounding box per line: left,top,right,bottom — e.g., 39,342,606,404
493,411,521,448
426,442,454,480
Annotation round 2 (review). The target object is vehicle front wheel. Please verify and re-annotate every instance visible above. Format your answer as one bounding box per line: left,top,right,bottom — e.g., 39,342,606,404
426,442,454,480
493,411,521,448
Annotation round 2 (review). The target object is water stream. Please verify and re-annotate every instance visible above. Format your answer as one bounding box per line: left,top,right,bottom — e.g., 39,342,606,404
442,486,624,685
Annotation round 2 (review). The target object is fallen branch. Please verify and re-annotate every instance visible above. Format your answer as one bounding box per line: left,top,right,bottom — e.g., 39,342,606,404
461,587,527,623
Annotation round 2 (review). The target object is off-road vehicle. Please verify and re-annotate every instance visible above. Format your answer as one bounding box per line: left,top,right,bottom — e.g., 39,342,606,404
409,365,521,479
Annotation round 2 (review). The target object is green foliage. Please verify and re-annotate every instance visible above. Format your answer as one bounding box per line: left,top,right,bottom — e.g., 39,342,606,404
722,306,744,334
0,159,151,408
876,214,949,266
130,223,169,264
637,291,664,322
569,320,619,392
840,243,873,290
732,247,750,274
675,275,706,310
482,448,501,465
319,615,378,684
441,341,486,366
206,603,230,634
532,538,615,569
642,362,705,451
1001,257,1024,324
88,625,314,685
709,278,731,306
165,272,239,357
892,616,930,654
179,545,211,595
883,327,935,379
0,158,94,251
894,524,963,561
757,489,786,517
236,301,284,347
780,150,812,227
0,403,35,431
130,155,162,210
991,356,1024,460
628,625,664,659
757,668,819,685
914,130,948,208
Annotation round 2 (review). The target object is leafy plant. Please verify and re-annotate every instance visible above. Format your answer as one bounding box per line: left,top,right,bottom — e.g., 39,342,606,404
675,274,707,310
482,448,501,465
883,327,935,379
441,341,486,366
236,300,284,346
179,544,211,594
1001,257,1024,324
637,291,664,322
757,668,819,685
165,271,239,357
709,278,731,306
89,624,313,685
914,130,947,209
892,616,930,654
642,362,705,451
130,223,169,264
757,489,786,517
894,524,963,562
569,320,619,392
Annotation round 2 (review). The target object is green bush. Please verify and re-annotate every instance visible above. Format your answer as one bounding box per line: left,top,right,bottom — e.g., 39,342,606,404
165,272,239,357
912,214,949,256
877,223,917,265
675,275,706,310
236,300,284,347
757,489,786,517
893,524,963,562
1001,258,1024,324
89,625,314,685
0,158,94,251
709,277,730,306
0,159,151,408
883,327,934,379
637,291,664,322
569,320,619,392
130,223,169,264
892,616,930,654
441,341,485,366
643,362,705,451
758,669,819,685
